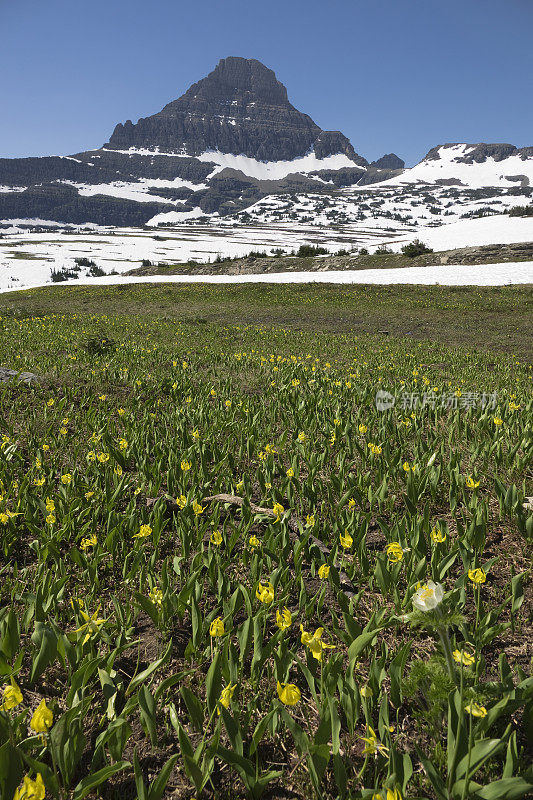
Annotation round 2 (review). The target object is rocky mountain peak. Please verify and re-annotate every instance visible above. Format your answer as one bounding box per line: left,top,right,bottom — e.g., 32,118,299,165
105,57,362,163
370,153,405,170
180,56,290,106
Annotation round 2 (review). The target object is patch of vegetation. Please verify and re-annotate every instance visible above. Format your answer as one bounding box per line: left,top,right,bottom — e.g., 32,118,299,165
50,266,80,282
0,293,531,799
509,205,533,217
401,239,434,257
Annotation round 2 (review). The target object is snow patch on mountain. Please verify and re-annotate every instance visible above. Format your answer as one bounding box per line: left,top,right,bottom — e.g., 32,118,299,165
195,151,362,180
384,144,533,188
147,207,217,225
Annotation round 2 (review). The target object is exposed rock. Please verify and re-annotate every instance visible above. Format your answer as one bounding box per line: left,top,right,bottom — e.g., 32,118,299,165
105,57,364,163
456,143,518,163
0,368,41,385
422,142,523,165
370,153,405,170
357,167,404,186
0,183,172,227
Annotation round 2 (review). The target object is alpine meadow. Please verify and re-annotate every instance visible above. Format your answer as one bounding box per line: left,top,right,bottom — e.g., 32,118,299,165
0,2,532,798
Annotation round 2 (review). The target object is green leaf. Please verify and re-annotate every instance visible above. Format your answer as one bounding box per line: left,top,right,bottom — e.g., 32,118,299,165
126,640,171,695
138,685,158,746
250,709,276,756
0,741,23,800
476,777,533,800
416,747,447,800
30,623,57,683
133,750,148,800
348,625,382,667
49,702,88,785
0,609,20,661
180,685,205,733
455,738,505,780
72,762,131,800
148,754,179,800
205,649,223,714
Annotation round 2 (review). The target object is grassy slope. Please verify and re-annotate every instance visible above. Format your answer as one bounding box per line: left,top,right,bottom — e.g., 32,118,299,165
0,284,531,799
1,283,532,360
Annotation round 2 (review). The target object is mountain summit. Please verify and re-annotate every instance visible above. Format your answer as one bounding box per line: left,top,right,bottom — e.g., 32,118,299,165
106,56,363,163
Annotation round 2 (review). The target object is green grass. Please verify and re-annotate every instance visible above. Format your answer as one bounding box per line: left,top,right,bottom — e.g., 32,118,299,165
1,282,532,360
0,283,531,800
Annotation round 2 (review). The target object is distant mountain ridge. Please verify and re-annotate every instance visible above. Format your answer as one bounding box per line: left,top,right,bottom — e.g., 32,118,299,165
0,57,531,227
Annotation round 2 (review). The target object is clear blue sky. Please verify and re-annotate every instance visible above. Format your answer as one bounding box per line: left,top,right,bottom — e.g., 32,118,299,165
1,0,531,166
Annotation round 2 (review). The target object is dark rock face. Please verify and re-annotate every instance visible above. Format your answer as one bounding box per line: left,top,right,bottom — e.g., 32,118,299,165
105,57,362,163
422,143,522,165
0,184,172,227
456,143,517,163
0,150,213,188
370,153,405,170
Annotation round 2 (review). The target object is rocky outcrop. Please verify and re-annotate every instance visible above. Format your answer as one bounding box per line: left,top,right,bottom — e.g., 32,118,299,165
423,143,526,164
370,153,405,170
0,368,41,385
0,184,172,227
105,57,363,163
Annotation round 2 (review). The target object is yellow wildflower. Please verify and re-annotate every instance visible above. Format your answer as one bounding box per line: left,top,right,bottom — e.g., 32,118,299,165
209,617,225,637
13,773,46,800
465,702,487,718
300,625,335,661
134,524,152,539
80,534,97,551
385,542,404,563
210,529,222,545
192,500,205,516
256,581,275,604
30,699,53,733
277,681,301,706
360,725,389,757
75,607,107,645
276,607,292,630
2,677,23,710
217,684,236,714
339,530,353,549
149,587,163,606
453,650,476,666
468,567,486,585
430,526,446,544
